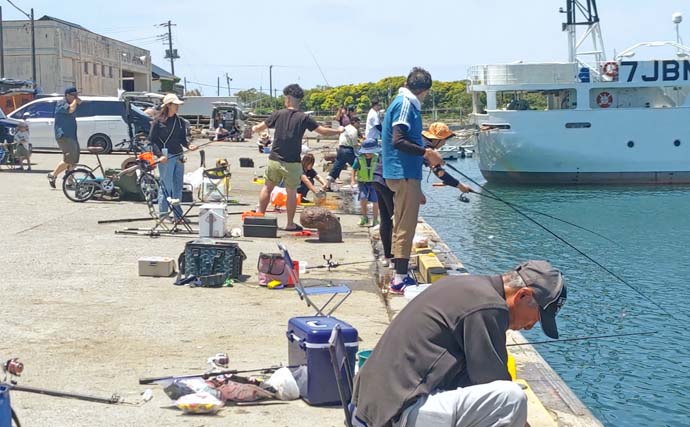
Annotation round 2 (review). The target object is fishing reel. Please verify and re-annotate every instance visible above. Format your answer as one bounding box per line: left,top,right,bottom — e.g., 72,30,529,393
458,193,470,203
2,357,24,383
207,352,229,370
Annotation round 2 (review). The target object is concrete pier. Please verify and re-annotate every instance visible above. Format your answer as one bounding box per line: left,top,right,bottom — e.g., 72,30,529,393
0,134,600,426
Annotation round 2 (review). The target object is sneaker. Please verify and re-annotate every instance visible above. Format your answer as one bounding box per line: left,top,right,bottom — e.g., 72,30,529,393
47,173,56,189
388,276,417,295
301,198,312,204
380,257,393,268
358,216,369,226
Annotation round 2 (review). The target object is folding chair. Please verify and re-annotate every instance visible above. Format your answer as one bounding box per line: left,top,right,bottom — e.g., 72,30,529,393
199,165,232,202
329,325,354,427
278,243,351,316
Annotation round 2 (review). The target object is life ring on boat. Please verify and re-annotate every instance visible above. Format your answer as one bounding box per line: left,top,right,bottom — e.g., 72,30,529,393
602,61,619,78
596,91,613,108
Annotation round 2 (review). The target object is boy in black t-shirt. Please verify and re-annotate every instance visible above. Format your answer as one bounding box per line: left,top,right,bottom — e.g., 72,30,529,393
252,84,343,231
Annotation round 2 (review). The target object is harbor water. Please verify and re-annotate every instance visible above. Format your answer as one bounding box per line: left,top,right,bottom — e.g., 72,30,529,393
421,158,690,427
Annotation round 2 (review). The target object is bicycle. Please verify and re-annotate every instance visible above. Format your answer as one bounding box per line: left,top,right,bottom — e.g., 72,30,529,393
62,146,157,202
0,141,21,170
113,132,150,154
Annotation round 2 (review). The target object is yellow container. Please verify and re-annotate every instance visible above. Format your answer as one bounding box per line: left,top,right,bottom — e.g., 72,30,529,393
507,353,517,381
413,246,433,255
418,253,447,283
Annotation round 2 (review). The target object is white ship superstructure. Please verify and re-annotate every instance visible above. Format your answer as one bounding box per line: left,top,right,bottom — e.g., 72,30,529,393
468,0,690,184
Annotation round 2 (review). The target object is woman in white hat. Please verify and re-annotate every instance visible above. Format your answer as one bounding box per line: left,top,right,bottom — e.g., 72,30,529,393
149,93,197,221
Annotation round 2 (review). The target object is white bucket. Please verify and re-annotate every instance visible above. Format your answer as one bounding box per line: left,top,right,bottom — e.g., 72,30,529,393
404,284,432,301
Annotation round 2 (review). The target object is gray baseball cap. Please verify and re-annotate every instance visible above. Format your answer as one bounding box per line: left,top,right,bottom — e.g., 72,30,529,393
515,260,567,339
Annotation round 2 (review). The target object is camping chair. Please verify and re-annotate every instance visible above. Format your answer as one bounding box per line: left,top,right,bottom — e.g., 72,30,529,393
199,165,232,202
329,325,354,427
278,243,351,316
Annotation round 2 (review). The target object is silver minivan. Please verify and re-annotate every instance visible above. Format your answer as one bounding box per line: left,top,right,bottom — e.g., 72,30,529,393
8,96,151,153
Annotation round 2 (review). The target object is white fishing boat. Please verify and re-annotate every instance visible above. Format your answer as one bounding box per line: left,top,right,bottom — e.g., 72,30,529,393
467,0,690,184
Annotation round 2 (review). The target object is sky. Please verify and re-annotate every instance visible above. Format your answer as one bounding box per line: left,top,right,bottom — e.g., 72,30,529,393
2,0,690,95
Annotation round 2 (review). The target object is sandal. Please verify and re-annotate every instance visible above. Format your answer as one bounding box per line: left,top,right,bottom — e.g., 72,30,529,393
283,224,303,232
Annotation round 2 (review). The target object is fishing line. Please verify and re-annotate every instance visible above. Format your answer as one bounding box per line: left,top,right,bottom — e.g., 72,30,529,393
507,330,657,347
443,163,674,318
472,191,618,245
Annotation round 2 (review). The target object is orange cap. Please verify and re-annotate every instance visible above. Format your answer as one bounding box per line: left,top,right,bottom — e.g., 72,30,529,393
422,122,455,140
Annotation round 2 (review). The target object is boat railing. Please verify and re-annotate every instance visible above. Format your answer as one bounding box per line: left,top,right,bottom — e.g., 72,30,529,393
467,63,582,87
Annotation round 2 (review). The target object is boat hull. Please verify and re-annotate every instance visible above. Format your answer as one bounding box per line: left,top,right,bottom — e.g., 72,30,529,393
476,108,690,184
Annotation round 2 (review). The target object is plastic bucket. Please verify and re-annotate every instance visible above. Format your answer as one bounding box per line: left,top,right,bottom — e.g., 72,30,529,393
357,350,372,368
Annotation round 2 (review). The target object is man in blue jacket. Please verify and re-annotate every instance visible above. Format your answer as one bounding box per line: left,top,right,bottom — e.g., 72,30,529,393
381,68,443,293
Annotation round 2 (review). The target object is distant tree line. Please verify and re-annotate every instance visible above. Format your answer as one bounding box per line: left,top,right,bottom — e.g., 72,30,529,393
234,77,475,120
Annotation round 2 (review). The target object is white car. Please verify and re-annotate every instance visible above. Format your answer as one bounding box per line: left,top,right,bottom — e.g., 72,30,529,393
8,96,151,153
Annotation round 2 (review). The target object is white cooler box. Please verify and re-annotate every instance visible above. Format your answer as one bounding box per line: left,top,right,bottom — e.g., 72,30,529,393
199,203,226,238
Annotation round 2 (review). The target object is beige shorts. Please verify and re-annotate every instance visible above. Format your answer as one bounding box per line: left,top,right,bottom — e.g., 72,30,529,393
265,159,302,189
57,137,80,164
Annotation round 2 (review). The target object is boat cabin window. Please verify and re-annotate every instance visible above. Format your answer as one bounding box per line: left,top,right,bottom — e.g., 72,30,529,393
497,89,576,111
589,86,690,109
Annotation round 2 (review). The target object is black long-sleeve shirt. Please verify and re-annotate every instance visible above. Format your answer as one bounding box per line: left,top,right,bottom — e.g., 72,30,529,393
353,275,511,427
391,124,463,188
149,115,189,157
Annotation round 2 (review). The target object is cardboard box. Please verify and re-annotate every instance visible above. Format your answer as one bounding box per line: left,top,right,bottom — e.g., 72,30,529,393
199,203,226,238
138,256,176,277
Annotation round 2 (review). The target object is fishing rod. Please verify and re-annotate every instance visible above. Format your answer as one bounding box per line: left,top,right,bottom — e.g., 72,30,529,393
8,384,148,406
442,162,674,318
507,330,657,347
138,365,301,385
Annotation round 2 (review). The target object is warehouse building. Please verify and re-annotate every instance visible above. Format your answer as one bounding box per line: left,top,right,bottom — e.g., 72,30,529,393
1,15,151,95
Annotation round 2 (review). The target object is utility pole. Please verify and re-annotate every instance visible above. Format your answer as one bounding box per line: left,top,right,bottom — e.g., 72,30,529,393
160,21,178,77
225,73,232,96
183,77,187,96
6,3,36,85
30,8,35,85
0,7,4,79
269,65,273,100
217,76,220,96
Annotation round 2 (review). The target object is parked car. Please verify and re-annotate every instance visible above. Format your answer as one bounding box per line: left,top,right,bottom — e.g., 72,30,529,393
8,96,151,153
0,108,21,143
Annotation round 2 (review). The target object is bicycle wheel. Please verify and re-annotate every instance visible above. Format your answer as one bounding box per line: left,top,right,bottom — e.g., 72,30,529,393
137,172,159,205
63,168,97,202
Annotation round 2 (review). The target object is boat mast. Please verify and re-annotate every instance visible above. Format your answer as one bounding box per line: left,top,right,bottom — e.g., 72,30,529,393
562,0,607,67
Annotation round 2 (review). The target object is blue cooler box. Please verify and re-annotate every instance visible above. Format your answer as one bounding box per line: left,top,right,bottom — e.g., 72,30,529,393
287,316,358,406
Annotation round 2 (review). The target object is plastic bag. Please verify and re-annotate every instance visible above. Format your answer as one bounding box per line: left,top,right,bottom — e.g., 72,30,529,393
413,235,430,248
264,367,300,401
184,167,205,190
161,378,219,400
175,391,223,414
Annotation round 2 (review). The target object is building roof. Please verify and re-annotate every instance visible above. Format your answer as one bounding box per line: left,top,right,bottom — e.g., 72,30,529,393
38,15,88,31
152,64,176,80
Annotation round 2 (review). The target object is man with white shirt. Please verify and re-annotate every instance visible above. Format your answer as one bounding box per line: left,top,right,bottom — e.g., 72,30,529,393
365,99,382,140
323,116,361,191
